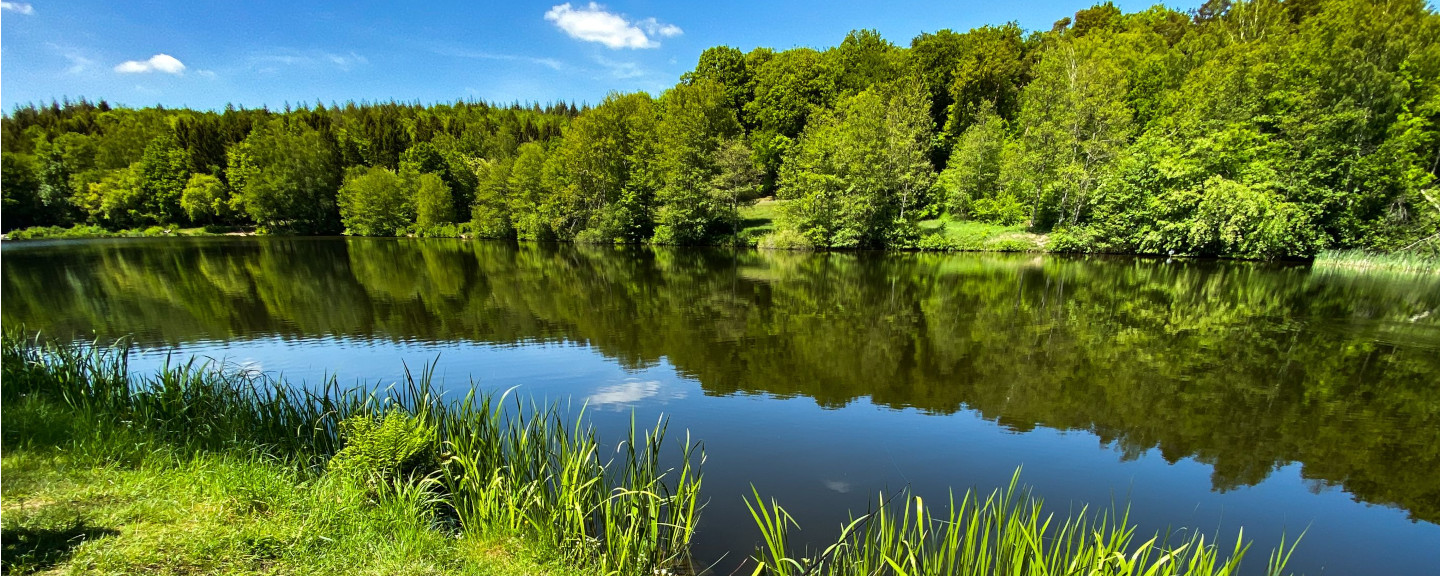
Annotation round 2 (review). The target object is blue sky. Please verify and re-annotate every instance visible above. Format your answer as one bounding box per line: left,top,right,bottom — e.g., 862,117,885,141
1,0,1198,111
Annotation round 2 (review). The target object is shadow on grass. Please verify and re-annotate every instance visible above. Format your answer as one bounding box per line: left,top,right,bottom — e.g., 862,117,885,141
1,520,118,574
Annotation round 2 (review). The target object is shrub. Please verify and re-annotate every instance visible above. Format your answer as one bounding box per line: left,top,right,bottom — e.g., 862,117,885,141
328,410,437,484
756,228,815,250
1046,228,1097,253
915,233,956,252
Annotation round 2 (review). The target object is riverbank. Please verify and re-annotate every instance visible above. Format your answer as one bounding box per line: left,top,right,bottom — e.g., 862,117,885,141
8,218,1436,275
1,334,1300,575
0,333,700,576
1,449,579,576
0,224,232,241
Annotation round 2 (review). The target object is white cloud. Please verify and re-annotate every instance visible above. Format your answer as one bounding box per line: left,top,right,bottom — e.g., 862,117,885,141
47,43,95,75
435,47,566,71
639,18,681,38
585,378,685,409
544,3,681,49
251,49,368,72
115,54,186,75
594,56,645,79
324,52,367,70
1,2,34,15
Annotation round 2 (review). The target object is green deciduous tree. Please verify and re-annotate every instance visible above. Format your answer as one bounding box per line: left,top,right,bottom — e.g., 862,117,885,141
1,153,44,231
337,166,413,236
180,173,232,224
777,79,936,247
414,172,454,227
936,105,1023,223
653,81,749,245
1004,35,1133,231
227,122,342,233
832,29,904,96
470,157,514,239
508,143,552,241
546,93,658,243
682,46,752,116
942,24,1030,148
134,135,191,224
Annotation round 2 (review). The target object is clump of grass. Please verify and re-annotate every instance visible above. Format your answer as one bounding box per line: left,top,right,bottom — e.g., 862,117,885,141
1,331,704,576
746,470,1300,576
1314,249,1439,274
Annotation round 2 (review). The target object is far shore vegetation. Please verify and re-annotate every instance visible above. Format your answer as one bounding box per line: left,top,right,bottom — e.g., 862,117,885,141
3,0,1438,262
2,332,1300,575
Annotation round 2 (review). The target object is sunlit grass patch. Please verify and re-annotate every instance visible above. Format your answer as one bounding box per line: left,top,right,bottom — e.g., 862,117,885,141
917,217,1044,252
738,198,785,246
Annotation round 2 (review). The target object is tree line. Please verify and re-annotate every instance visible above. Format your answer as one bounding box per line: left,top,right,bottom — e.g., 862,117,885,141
3,0,1438,258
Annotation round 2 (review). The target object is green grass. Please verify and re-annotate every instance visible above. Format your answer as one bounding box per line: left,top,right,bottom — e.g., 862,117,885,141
745,470,1300,576
738,202,1046,252
737,198,784,246
0,332,702,576
916,217,1045,252
1313,249,1440,274
2,224,221,241
1,448,582,576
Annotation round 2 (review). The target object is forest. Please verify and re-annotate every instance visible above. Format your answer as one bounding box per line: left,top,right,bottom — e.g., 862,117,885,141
3,0,1439,259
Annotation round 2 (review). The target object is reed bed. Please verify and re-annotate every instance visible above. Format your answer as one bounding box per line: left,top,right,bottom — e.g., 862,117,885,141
745,470,1299,576
1313,249,1439,274
0,331,703,576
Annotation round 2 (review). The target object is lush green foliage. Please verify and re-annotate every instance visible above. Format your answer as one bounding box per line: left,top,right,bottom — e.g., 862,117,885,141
338,166,414,236
778,80,936,247
4,0,1438,257
328,411,438,483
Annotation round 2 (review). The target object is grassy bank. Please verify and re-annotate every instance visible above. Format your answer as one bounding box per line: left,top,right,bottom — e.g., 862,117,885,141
1,334,1298,575
1,449,578,575
736,200,1045,252
1,224,227,241
1,333,700,575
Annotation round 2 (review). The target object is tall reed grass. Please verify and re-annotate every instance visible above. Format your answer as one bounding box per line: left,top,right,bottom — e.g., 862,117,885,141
745,470,1299,576
0,331,703,575
1313,249,1439,274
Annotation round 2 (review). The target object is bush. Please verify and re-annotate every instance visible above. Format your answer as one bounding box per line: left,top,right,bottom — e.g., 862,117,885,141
1046,228,1097,253
915,233,956,252
408,222,472,238
756,228,815,250
328,411,437,484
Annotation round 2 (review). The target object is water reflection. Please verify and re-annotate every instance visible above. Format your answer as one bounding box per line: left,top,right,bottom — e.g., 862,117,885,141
3,237,1439,569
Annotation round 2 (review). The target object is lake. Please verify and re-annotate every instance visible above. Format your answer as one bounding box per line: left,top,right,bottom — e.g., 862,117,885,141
3,237,1438,574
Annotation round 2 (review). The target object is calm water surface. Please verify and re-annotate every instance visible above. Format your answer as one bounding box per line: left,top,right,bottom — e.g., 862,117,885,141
4,237,1439,575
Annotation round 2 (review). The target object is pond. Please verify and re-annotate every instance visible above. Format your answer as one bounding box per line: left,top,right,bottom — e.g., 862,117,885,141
3,237,1438,574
